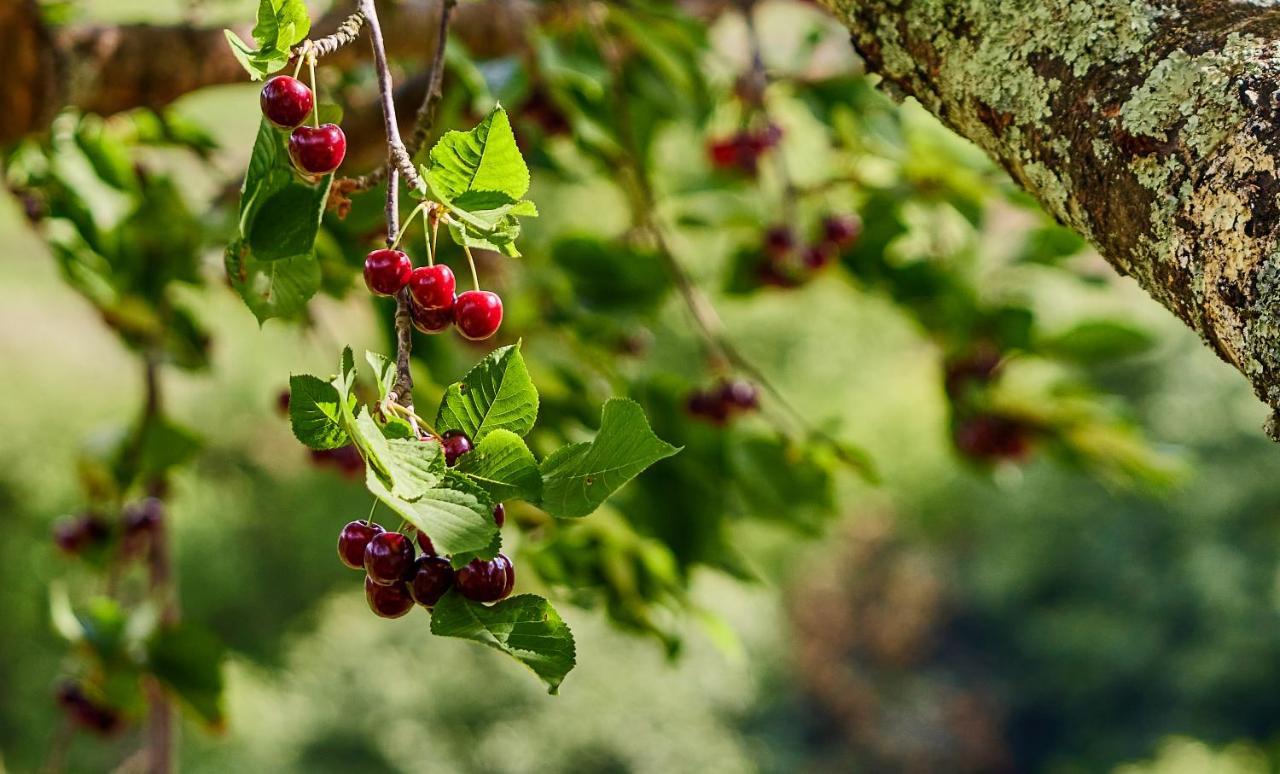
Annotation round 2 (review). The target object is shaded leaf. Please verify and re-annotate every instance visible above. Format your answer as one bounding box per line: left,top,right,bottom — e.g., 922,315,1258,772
430,592,576,694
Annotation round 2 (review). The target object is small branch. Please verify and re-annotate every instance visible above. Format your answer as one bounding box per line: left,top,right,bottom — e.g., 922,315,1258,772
342,0,456,193
359,0,424,191
738,0,797,222
295,10,366,59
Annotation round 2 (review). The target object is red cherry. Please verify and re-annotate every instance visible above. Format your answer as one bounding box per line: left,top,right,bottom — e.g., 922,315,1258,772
288,123,346,174
365,576,415,618
441,430,474,466
408,555,455,607
363,249,412,297
363,531,415,585
456,553,515,603
492,503,506,528
821,214,862,247
260,76,314,128
454,290,503,341
408,264,456,310
409,297,455,334
338,520,384,570
417,530,436,555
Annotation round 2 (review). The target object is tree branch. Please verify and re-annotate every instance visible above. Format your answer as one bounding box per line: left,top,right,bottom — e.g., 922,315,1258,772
822,0,1280,434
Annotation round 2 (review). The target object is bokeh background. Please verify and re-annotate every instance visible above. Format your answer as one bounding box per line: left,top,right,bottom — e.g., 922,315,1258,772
5,1,1280,772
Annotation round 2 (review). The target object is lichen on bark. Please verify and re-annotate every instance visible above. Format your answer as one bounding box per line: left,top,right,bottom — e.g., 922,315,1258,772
823,0,1280,436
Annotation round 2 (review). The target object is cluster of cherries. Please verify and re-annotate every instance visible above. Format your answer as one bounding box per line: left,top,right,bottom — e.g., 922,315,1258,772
757,215,861,288
260,74,346,175
943,344,1036,462
53,498,163,559
337,430,516,618
707,123,783,175
364,250,504,341
686,377,760,425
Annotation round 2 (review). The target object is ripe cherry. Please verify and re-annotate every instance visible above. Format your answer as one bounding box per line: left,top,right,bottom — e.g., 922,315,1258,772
410,297,454,334
364,249,412,297
55,681,123,736
260,75,314,128
764,225,796,258
364,531,415,585
803,244,834,270
53,514,110,555
365,576,415,618
953,414,1033,462
408,554,455,607
408,264,456,310
417,530,436,555
338,520,384,570
288,123,346,174
492,503,506,528
456,553,515,603
717,379,759,411
441,430,473,466
454,290,503,341
686,390,729,424
821,214,862,247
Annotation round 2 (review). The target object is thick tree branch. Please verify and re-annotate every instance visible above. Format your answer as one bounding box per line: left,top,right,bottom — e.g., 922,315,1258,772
822,0,1280,433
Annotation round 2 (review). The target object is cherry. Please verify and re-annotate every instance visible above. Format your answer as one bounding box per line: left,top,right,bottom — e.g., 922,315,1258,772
364,249,412,297
417,530,436,555
454,290,503,341
122,498,164,536
492,503,506,528
686,390,728,424
441,430,473,466
408,264,456,310
717,379,759,411
953,414,1033,462
764,226,796,258
364,531,415,585
821,214,862,247
288,123,346,175
410,297,455,334
338,520,384,570
456,553,515,603
408,554,455,607
309,445,364,479
944,344,1003,399
803,244,834,270
55,681,123,736
365,576,415,618
276,388,291,416
53,514,110,555
260,75,314,128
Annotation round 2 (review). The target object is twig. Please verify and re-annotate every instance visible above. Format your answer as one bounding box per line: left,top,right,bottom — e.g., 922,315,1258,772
295,10,366,59
343,0,457,192
358,0,424,192
738,0,798,223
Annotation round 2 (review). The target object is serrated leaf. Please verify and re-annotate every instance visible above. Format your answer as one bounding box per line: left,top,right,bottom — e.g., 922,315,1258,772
430,592,576,694
366,471,496,556
366,350,396,401
240,119,332,262
288,374,351,449
146,623,226,728
457,429,543,503
436,344,538,442
225,240,320,323
364,436,446,501
226,0,310,80
540,399,680,519
426,105,528,201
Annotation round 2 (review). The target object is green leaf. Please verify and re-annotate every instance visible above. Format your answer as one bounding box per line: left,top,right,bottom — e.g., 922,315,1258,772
366,471,497,556
366,351,396,401
456,429,543,503
363,435,445,501
225,0,310,80
146,623,226,728
224,30,286,81
426,105,529,202
133,416,202,482
727,434,835,534
540,399,681,519
1040,320,1157,363
225,240,320,323
288,374,352,450
436,344,538,442
239,119,332,262
430,592,576,694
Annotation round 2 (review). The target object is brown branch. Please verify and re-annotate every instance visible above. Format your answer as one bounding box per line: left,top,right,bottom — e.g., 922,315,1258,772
298,10,365,59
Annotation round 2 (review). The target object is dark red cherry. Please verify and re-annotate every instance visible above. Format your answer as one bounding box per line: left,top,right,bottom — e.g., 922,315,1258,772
764,225,796,258
454,290,503,341
338,520,384,570
408,554,455,607
456,553,515,603
363,531,415,585
821,214,862,247
53,514,110,555
408,264,456,310
685,390,728,424
441,430,473,466
803,244,834,270
717,379,759,411
288,123,346,174
953,414,1033,462
417,530,436,555
364,249,412,297
365,576,415,618
492,503,506,528
260,75,314,128
55,681,123,736
409,297,455,334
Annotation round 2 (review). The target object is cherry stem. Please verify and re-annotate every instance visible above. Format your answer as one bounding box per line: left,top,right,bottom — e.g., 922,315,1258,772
307,53,319,128
384,400,441,440
391,200,428,249
366,499,378,526
423,206,434,266
462,242,480,291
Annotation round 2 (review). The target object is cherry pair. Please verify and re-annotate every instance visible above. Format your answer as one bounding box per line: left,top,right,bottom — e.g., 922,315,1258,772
261,75,346,175
706,123,783,175
364,250,503,341
758,215,861,288
686,378,760,425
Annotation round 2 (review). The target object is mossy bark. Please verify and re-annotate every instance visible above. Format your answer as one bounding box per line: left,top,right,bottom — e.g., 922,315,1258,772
823,0,1280,433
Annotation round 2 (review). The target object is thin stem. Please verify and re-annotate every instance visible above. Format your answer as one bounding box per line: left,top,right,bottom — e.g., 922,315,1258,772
424,207,435,265
391,200,429,249
462,242,479,291
308,54,319,128
292,41,308,78
366,499,378,525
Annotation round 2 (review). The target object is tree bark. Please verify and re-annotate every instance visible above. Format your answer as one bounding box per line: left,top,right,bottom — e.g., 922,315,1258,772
822,0,1280,433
